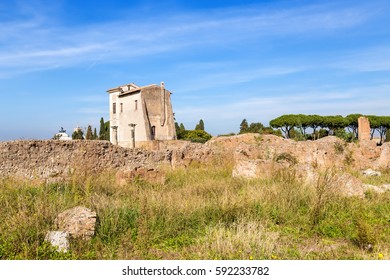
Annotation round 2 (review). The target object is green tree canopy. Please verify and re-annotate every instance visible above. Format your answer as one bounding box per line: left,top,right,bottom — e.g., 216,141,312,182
72,129,84,140
269,114,297,138
321,115,348,135
367,115,390,144
248,122,264,133
307,115,324,140
345,113,362,138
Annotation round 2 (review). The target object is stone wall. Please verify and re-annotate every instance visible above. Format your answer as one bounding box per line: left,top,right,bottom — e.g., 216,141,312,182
0,140,170,180
0,139,214,182
228,134,390,179
1,135,389,184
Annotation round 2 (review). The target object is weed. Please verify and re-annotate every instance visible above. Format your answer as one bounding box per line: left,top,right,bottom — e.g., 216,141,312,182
311,169,337,226
351,217,376,251
334,142,345,154
343,150,355,166
275,153,298,165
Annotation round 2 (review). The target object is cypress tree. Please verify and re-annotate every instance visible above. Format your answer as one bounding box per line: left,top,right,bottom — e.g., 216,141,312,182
86,125,93,140
72,129,84,140
198,119,205,130
104,120,110,140
99,117,105,140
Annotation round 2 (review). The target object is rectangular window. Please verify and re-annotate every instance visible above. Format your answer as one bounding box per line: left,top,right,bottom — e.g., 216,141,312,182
120,103,123,113
151,126,156,140
135,100,138,110
113,102,116,114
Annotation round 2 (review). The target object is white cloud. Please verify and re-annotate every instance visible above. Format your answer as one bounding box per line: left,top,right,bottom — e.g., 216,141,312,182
174,66,304,93
0,1,379,78
331,46,390,72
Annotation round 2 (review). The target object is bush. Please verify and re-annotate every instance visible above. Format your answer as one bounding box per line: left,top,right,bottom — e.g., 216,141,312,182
275,153,298,165
335,129,355,142
261,127,283,137
316,129,329,139
385,129,390,143
183,130,212,143
352,218,376,251
334,142,345,154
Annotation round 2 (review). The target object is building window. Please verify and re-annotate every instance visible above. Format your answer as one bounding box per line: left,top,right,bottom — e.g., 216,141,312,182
120,103,123,113
151,126,156,140
135,100,138,110
113,102,116,114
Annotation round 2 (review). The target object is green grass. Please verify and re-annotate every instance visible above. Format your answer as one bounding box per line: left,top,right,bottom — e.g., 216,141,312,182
0,164,389,260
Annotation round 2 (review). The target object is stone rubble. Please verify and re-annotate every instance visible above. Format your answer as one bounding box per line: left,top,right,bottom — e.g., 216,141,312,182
55,206,97,239
362,184,390,194
362,169,382,177
44,231,70,253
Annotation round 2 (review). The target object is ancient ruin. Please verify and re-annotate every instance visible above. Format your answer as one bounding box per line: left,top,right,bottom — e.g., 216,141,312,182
55,206,97,239
358,116,371,141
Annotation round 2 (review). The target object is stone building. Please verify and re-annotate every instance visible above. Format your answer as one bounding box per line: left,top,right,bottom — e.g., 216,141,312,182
107,82,176,148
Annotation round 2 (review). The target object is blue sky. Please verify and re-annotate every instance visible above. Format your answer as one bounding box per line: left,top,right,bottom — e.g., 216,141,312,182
1,0,390,140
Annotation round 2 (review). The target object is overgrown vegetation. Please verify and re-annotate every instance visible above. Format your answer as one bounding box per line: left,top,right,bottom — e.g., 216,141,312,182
175,121,212,143
0,164,389,260
239,119,282,136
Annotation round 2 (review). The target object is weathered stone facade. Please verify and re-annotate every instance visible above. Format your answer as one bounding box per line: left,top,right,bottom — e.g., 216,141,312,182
107,82,176,148
0,140,167,180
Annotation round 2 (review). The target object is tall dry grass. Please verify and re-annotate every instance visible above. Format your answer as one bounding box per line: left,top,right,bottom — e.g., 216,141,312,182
0,161,389,260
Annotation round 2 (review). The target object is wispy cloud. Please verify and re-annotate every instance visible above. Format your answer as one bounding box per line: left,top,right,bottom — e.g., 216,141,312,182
0,1,379,78
331,46,390,72
174,65,304,93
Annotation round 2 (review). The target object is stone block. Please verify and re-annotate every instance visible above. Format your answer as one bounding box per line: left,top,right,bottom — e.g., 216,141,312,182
358,117,371,141
45,231,69,252
55,206,97,239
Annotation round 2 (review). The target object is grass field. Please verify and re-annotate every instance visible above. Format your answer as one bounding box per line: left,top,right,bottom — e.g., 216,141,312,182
0,162,389,260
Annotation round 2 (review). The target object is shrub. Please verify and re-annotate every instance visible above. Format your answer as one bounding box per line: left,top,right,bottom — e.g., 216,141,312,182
183,130,212,143
334,142,345,154
335,129,355,142
275,153,298,165
352,218,376,251
317,129,329,139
